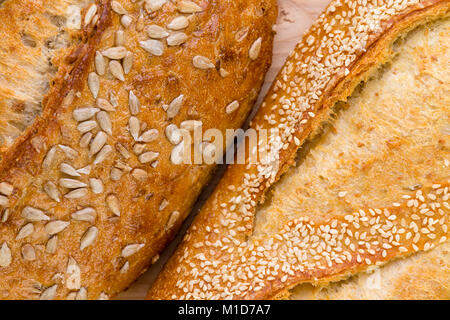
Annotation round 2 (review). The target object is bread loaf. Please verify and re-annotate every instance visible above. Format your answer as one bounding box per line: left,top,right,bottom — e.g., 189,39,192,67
148,0,450,300
0,0,277,299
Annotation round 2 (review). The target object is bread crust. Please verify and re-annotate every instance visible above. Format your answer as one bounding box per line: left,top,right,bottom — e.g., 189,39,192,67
148,0,450,300
0,0,277,299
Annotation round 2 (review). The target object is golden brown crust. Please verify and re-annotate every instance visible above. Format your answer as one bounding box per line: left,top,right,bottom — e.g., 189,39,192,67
0,0,277,299
148,0,450,300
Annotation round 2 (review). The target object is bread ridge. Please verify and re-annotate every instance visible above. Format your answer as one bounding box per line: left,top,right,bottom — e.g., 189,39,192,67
0,0,277,299
148,0,450,300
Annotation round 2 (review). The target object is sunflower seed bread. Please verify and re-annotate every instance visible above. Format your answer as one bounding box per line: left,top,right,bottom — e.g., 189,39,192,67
0,0,277,299
148,0,450,300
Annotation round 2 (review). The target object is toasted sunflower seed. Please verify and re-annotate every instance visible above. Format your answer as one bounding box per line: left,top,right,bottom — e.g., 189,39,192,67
110,168,123,181
59,145,78,159
97,112,112,135
66,257,81,290
167,32,188,46
139,151,159,164
121,244,144,258
77,120,98,133
64,188,88,199
193,55,215,69
116,143,131,159
115,30,125,46
219,68,229,77
95,51,106,76
133,143,146,155
80,132,93,148
139,39,164,56
21,244,36,261
1,209,10,223
45,220,69,235
145,0,167,12
131,168,148,181
120,15,132,28
167,95,184,119
46,236,58,254
146,25,169,39
0,195,8,207
0,242,12,267
139,129,158,142
84,4,97,25
129,91,140,115
165,211,180,230
102,46,127,59
44,182,61,202
59,178,87,189
159,198,168,211
88,72,99,98
71,207,97,223
22,206,50,222
167,16,189,30
80,226,98,250
94,145,112,164
89,178,104,194
151,254,160,264
171,141,187,165
90,131,107,156
16,223,34,240
43,146,57,169
77,165,92,175
136,10,145,31
225,100,239,114
177,1,203,13
109,91,119,107
76,287,87,300
0,182,13,196
111,1,127,14
180,120,202,131
96,98,115,112
73,107,99,122
120,261,129,273
40,285,57,300
106,194,120,216
249,37,262,60
165,124,182,145
129,116,140,141
109,60,125,81
123,51,133,74
60,163,81,177
115,160,132,172
202,142,217,163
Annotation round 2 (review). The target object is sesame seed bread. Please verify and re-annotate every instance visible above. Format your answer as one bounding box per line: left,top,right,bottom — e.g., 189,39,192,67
0,0,277,299
148,0,450,300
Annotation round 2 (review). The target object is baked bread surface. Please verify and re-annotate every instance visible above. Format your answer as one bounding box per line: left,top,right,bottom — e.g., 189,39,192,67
148,0,450,300
0,0,277,299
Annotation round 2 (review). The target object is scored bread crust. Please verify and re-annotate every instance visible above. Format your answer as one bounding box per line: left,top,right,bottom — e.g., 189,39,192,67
148,0,450,300
0,0,277,299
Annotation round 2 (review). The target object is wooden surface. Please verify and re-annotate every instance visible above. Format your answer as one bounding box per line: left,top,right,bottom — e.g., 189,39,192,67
116,0,331,300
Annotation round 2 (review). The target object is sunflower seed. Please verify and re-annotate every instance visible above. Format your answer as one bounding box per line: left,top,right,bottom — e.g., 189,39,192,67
80,132,93,148
151,254,160,264
193,55,215,69
136,10,144,31
115,160,132,172
102,46,127,60
165,211,180,230
106,194,120,216
89,178,104,194
76,287,87,300
133,143,146,155
249,37,262,60
97,112,113,135
111,1,127,14
110,168,123,181
0,242,12,267
167,32,188,46
45,220,69,235
138,129,158,142
77,165,92,175
145,0,167,12
109,91,119,107
22,206,50,222
94,145,112,164
0,182,13,196
71,207,96,223
92,14,99,26
96,98,115,112
80,226,98,250
59,145,78,159
21,244,36,261
129,91,140,115
109,60,125,81
120,15,132,28
129,117,140,140
171,141,186,165
16,223,34,240
165,124,182,145
84,4,97,25
64,188,88,199
167,95,184,119
66,257,81,290
73,107,99,122
131,168,148,181
88,72,99,98
219,68,229,77
120,261,129,273
77,120,98,133
95,51,106,75
115,30,125,46
177,1,203,13
46,236,58,254
43,182,60,202
0,195,8,207
116,143,131,159
146,25,169,39
167,16,189,30
90,131,107,156
60,163,81,177
180,120,202,131
123,51,133,74
1,209,10,223
159,198,168,211
59,178,87,189
139,151,159,164
43,146,57,169
139,39,164,56
202,142,217,163
121,244,144,257
225,100,239,114
40,285,57,300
